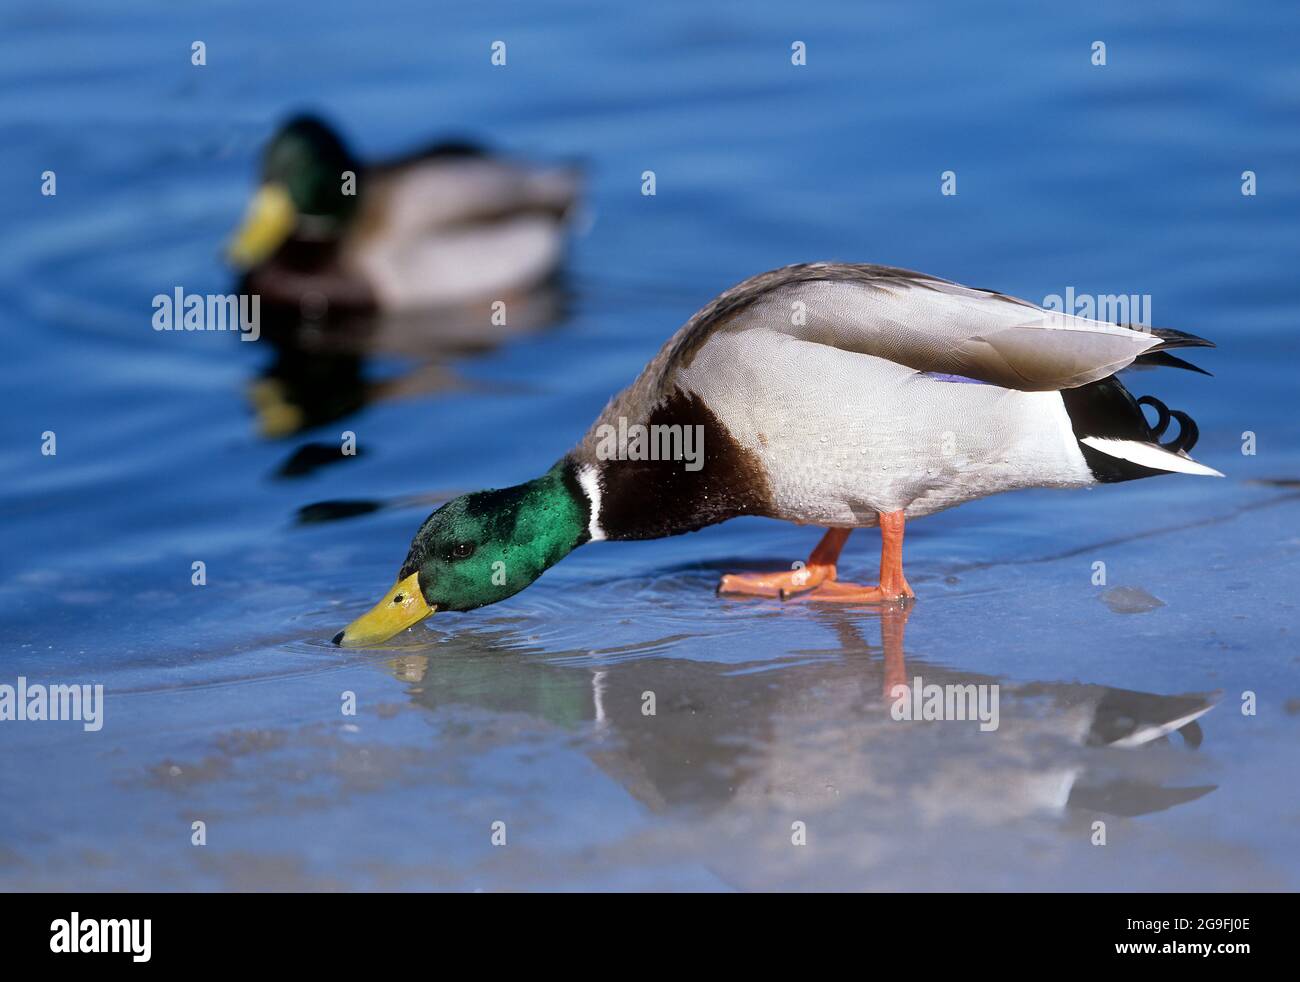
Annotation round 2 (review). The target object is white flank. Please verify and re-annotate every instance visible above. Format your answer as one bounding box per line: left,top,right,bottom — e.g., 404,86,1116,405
577,464,606,541
1081,437,1225,477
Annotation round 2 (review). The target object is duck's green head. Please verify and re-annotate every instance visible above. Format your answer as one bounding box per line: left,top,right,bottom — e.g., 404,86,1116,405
227,115,360,269
334,463,591,647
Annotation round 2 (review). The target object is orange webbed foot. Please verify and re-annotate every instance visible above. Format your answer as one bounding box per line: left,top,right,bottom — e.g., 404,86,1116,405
789,578,914,604
717,563,835,600
718,518,915,606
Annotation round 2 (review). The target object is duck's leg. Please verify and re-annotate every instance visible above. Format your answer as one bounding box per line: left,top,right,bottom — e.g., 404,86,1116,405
797,511,914,603
718,512,914,603
718,527,851,599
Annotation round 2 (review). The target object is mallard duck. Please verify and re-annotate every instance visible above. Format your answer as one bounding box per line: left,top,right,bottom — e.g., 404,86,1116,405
227,115,582,310
335,263,1220,646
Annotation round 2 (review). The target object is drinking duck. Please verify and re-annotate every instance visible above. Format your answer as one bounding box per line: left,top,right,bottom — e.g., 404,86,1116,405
227,115,582,310
335,262,1220,646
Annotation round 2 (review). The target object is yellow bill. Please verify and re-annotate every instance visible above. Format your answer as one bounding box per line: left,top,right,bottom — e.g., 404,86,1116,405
334,572,434,647
226,183,297,268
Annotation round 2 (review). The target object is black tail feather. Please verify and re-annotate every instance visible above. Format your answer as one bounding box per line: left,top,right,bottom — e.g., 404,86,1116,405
1131,350,1213,376
1135,395,1170,437
1167,409,1199,453
1134,395,1200,453
1146,326,1216,350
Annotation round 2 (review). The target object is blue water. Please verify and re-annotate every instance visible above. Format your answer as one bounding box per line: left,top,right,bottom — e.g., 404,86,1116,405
1,0,1298,889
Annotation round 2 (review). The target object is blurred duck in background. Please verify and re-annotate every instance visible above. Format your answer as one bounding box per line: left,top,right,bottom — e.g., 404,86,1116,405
225,114,582,446
226,114,584,311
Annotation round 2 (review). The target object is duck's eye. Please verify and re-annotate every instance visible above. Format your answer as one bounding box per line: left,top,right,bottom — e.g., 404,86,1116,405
451,542,475,560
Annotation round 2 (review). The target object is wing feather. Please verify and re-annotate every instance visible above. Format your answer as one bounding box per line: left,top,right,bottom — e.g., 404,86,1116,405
671,264,1168,392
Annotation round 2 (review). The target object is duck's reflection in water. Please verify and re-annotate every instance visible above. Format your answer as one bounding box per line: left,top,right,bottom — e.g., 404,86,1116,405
243,280,569,457
377,604,1217,830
